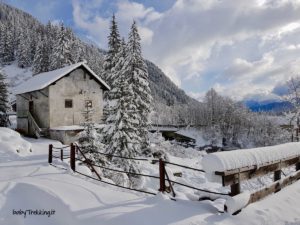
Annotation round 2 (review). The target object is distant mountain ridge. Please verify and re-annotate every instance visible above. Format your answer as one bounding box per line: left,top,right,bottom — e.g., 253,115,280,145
244,100,293,112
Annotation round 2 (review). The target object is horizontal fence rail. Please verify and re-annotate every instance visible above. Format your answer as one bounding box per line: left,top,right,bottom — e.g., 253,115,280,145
211,152,300,214
74,170,157,195
75,158,160,179
164,161,205,173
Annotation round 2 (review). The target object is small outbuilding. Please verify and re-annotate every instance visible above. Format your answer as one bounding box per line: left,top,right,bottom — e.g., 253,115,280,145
14,62,110,144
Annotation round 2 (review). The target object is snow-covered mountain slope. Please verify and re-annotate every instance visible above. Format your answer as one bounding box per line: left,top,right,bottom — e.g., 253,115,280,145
146,60,198,106
1,62,33,101
1,130,300,225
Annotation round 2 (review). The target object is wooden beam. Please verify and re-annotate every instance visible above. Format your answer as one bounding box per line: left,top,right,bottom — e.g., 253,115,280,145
274,170,281,181
19,94,30,101
38,90,48,98
30,92,38,99
230,183,241,196
248,170,300,205
225,171,300,215
296,161,300,171
216,156,300,186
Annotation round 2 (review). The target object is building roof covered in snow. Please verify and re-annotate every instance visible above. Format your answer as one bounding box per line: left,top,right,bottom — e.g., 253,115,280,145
13,62,110,95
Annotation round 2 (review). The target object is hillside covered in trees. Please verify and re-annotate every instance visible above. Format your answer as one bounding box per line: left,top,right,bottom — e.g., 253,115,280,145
0,3,197,112
0,2,291,149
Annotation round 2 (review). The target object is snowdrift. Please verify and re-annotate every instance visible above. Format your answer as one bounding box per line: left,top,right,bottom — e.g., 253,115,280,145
0,127,32,157
0,182,77,225
202,142,300,182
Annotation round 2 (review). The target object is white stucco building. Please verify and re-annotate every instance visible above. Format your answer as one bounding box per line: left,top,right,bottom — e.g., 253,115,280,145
14,62,110,144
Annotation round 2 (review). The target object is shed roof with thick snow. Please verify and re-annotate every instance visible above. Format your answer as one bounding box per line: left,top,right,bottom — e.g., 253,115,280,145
13,62,110,95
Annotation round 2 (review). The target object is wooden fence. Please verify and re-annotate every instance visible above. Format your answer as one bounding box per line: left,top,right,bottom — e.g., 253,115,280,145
214,155,300,214
48,143,228,199
48,143,300,215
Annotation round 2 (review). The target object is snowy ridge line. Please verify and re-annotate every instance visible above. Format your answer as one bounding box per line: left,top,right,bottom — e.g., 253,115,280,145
74,170,157,195
75,158,160,179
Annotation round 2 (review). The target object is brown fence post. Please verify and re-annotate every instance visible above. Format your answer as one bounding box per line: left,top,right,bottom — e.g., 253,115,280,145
70,143,75,171
48,144,53,163
230,174,241,196
296,160,300,171
274,170,281,181
159,158,166,192
274,170,281,192
60,149,63,161
230,183,240,196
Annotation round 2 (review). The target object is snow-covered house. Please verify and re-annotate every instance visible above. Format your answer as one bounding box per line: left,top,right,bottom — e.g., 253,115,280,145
14,62,110,144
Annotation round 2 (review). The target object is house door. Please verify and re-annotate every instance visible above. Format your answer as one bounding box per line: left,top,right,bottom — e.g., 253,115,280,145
29,101,34,114
28,101,34,136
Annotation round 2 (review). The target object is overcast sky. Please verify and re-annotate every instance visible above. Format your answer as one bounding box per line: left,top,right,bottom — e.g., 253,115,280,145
4,0,300,102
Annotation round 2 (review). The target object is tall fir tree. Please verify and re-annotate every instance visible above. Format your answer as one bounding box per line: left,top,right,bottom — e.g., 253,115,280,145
124,21,152,150
104,39,127,148
32,35,51,75
0,22,14,63
104,21,152,186
17,30,31,68
70,36,83,64
0,72,9,127
107,42,142,182
102,15,122,144
49,23,73,70
103,14,121,85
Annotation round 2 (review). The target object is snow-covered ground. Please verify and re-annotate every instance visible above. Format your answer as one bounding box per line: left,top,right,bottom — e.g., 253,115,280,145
0,129,300,225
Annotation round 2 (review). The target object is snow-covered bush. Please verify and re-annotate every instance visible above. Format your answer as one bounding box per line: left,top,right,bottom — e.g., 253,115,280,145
0,127,32,156
77,128,107,165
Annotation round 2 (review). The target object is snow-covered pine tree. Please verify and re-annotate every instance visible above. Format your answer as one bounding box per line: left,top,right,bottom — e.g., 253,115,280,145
125,21,152,150
17,30,31,68
103,39,127,145
79,100,96,154
78,98,106,166
70,35,83,64
103,14,121,85
49,23,73,71
102,15,122,144
0,22,15,63
0,71,9,126
32,35,50,75
107,50,142,184
104,22,152,187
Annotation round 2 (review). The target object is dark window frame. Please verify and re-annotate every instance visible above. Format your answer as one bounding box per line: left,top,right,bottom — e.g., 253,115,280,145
65,99,73,108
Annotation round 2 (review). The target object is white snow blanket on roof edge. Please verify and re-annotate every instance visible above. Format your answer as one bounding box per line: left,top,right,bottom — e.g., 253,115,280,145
202,142,300,183
13,62,110,94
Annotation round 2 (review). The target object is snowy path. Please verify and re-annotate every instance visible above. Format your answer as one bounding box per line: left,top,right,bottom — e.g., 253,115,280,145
0,137,300,225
